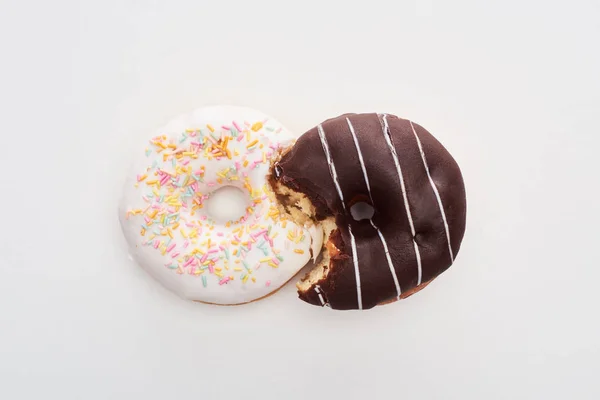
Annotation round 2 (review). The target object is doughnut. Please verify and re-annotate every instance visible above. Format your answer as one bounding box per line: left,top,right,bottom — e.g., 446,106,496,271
270,113,466,310
119,106,323,305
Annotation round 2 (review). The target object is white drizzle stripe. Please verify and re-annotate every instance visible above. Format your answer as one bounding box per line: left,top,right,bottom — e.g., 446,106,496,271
409,121,454,263
380,115,423,285
314,285,326,306
314,285,330,307
370,220,401,298
317,124,363,310
347,118,401,299
346,118,374,200
348,224,363,310
317,125,347,211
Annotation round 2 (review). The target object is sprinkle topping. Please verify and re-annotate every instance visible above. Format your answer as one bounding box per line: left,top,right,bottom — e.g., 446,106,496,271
125,116,309,290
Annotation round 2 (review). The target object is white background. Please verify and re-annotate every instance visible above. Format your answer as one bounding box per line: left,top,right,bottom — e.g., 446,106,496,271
1,0,599,399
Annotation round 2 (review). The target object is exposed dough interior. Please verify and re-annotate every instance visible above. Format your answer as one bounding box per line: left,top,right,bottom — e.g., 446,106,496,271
297,218,337,291
269,151,338,292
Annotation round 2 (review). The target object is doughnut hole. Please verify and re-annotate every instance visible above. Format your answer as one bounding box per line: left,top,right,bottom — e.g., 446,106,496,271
349,201,375,221
205,186,250,224
348,195,375,221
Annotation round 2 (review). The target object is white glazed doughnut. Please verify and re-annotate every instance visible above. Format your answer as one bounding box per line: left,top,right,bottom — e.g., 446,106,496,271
119,106,322,304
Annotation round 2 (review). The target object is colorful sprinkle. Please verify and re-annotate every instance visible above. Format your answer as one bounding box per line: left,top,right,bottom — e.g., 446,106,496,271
127,118,308,290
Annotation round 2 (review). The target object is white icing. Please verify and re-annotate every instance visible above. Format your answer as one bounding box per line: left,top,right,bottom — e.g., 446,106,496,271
381,114,423,285
409,120,454,263
119,105,322,304
317,124,363,310
347,117,401,300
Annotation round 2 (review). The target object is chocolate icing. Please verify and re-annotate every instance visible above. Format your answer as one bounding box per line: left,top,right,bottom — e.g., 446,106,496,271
273,113,466,310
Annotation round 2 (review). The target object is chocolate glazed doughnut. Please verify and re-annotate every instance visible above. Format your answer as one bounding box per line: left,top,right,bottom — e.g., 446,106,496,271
270,113,467,310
